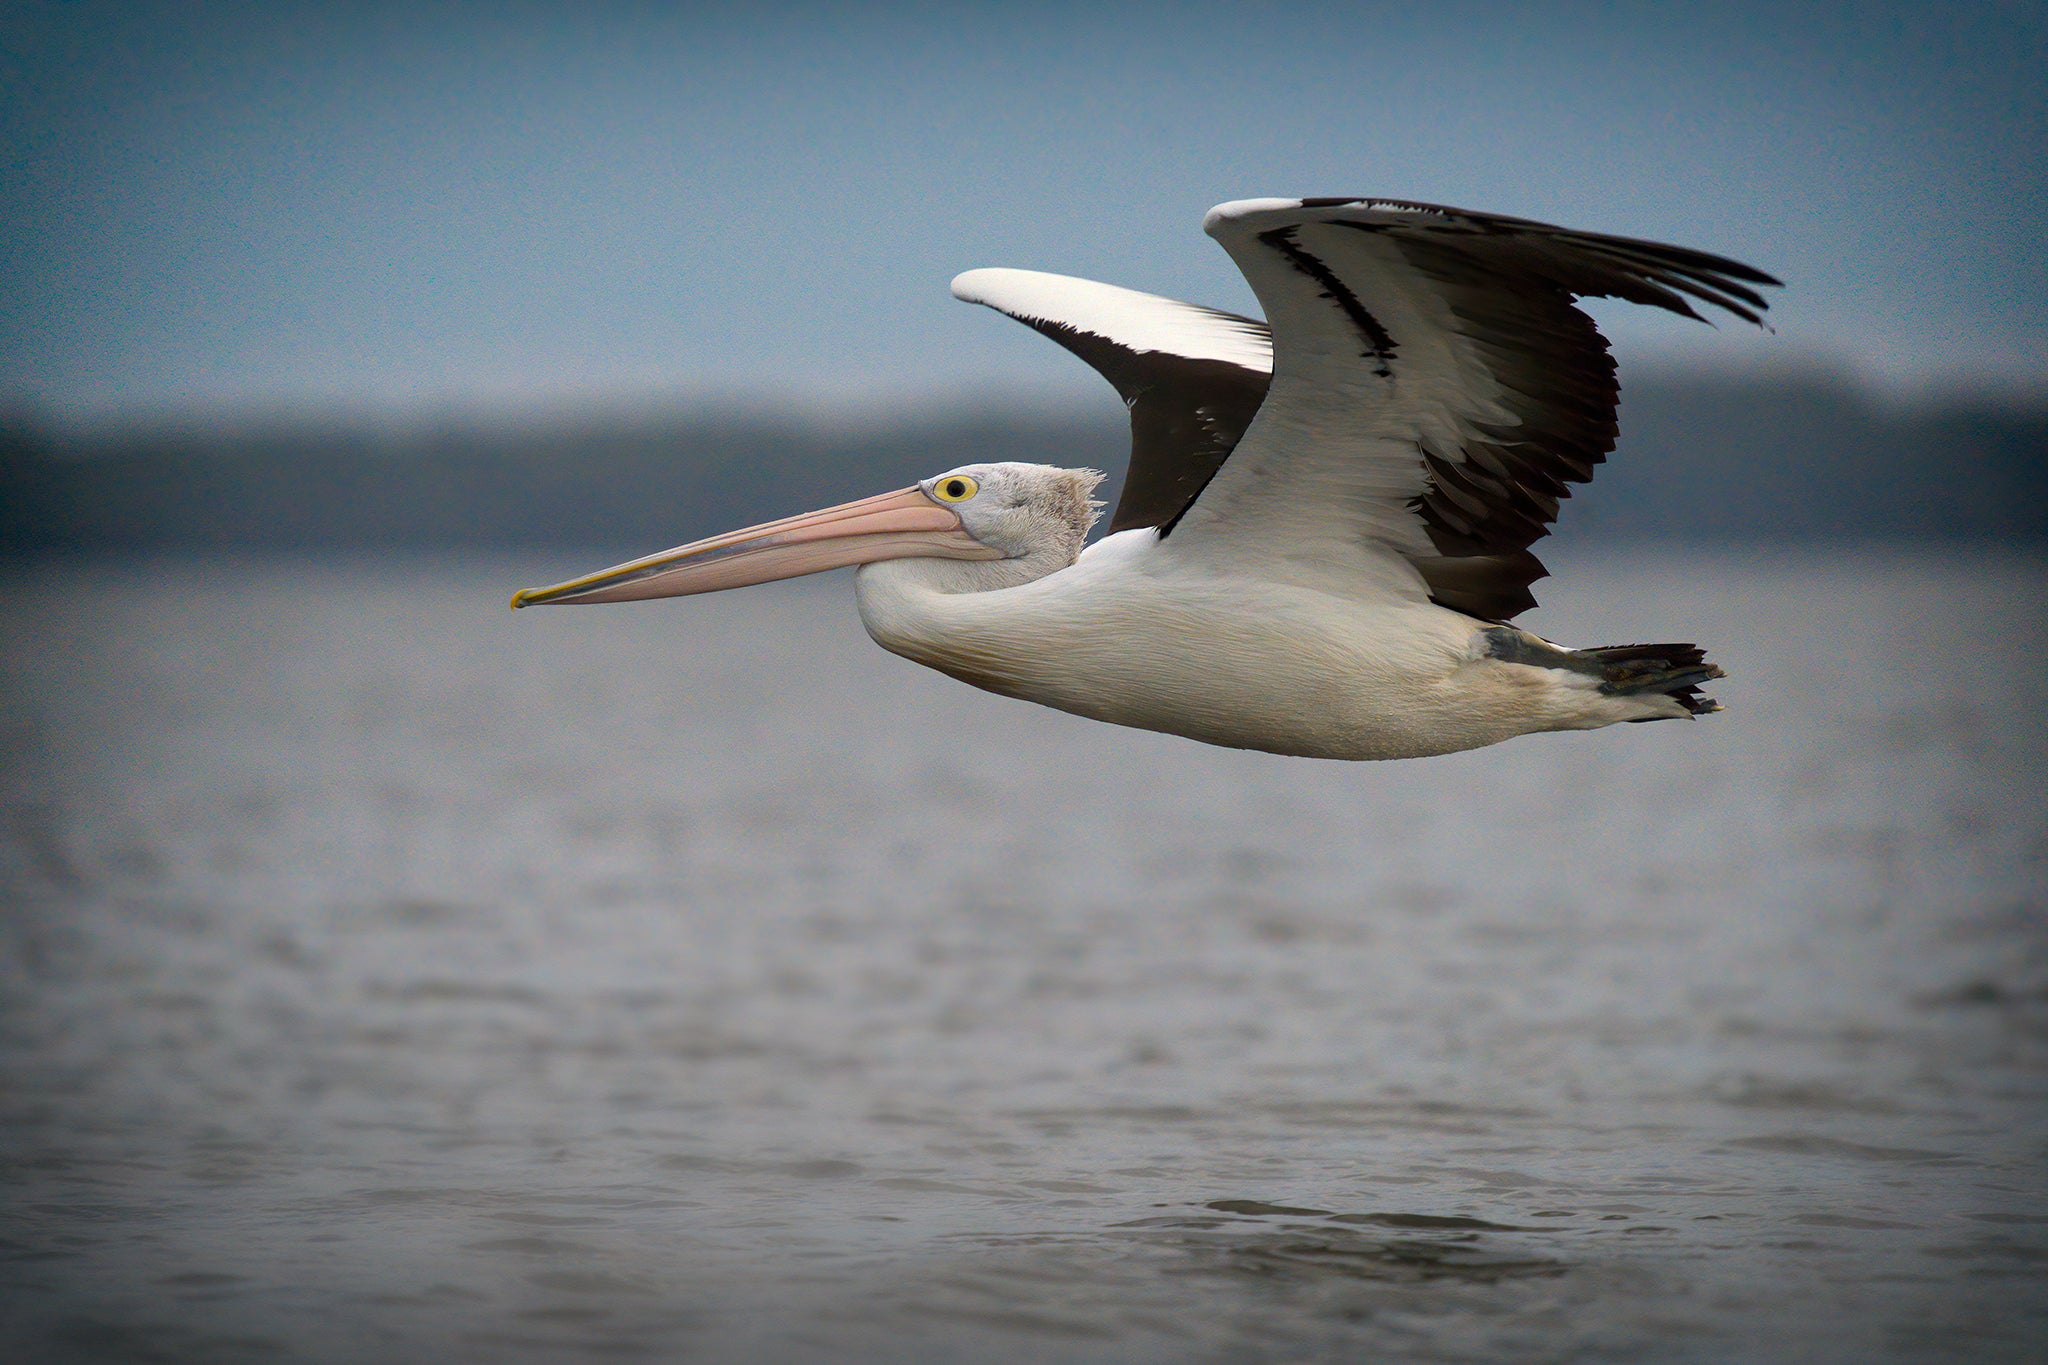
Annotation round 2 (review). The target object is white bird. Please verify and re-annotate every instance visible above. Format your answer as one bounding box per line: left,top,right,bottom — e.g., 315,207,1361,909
513,197,1777,760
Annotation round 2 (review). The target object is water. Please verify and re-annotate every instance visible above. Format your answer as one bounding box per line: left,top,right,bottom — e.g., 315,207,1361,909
2,547,2044,1363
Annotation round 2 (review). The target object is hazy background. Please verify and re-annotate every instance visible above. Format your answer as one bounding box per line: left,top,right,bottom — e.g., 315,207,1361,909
3,0,2045,555
5,6,2048,1364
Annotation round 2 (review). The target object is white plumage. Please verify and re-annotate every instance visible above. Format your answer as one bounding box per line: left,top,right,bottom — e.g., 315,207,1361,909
515,197,1778,760
951,268,1273,371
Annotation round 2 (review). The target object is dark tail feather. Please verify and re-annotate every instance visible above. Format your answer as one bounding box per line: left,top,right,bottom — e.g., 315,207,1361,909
1484,628,1725,719
1577,641,1725,718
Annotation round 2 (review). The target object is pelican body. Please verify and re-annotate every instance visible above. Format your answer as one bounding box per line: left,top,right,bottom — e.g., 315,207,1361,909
515,198,1778,761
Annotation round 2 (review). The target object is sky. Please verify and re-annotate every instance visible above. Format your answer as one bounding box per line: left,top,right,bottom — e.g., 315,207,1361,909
4,1,2045,427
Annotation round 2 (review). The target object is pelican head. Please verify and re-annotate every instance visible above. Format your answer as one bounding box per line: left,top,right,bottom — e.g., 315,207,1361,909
511,461,1104,608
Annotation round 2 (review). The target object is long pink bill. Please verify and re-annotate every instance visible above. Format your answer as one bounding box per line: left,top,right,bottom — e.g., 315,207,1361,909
511,486,998,608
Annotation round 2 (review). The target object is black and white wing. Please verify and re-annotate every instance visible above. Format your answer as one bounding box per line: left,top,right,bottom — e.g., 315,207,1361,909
952,203,1776,619
950,269,1272,535
1177,197,1778,617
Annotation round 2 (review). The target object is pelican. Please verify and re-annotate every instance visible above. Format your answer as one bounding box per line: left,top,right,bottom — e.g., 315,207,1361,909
513,198,1777,760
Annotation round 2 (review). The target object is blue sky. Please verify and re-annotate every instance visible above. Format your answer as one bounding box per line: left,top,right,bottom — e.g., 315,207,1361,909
5,1,2044,425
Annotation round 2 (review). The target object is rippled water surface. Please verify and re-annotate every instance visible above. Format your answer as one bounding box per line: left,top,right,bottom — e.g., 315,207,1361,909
3,548,2045,1363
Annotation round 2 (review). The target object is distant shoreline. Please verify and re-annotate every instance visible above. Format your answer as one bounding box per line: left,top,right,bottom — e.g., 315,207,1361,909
4,373,2043,552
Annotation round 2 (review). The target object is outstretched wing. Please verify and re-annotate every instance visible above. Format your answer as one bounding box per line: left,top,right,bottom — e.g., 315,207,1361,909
1177,197,1778,618
950,269,1271,535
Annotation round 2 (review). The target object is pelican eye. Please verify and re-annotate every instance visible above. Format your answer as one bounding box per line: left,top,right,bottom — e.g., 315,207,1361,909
932,475,979,503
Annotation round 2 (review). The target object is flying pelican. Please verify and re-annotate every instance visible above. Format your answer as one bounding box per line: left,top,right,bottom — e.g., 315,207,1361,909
513,198,1777,760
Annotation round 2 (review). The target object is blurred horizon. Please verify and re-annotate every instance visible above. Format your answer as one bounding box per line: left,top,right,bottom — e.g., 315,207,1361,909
6,1,2045,430
6,366,2044,551
7,353,2047,445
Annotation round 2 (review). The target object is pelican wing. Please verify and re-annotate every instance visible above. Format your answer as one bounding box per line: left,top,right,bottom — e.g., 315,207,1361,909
950,269,1272,535
1176,197,1779,618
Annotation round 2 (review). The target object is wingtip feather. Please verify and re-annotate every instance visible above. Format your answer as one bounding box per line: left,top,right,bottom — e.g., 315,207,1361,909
950,267,1026,305
1203,198,1303,236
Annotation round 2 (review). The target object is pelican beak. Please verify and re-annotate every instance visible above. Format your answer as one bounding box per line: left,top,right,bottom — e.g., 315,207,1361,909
511,486,1000,608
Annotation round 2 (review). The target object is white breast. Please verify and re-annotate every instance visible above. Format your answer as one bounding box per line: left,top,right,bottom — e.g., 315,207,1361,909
855,531,1562,760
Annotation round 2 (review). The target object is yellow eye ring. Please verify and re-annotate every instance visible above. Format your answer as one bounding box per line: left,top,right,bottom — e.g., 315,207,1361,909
931,474,978,503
